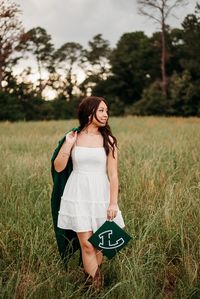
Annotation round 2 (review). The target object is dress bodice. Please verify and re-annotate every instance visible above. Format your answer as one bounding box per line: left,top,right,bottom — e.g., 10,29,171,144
71,146,107,174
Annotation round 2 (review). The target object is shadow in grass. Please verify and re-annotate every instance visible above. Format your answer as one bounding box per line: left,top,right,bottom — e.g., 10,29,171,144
103,268,118,288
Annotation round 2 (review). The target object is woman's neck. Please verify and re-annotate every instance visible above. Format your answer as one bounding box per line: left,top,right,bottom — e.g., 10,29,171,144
82,125,100,136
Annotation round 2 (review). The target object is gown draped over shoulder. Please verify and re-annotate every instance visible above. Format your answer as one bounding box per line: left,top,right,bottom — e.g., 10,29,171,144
57,142,125,233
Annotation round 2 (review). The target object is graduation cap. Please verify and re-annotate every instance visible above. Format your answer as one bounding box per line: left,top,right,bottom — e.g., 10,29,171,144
88,221,132,259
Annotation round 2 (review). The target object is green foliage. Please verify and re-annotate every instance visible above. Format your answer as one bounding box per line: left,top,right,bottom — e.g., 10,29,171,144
107,96,125,117
92,77,125,116
129,71,200,116
0,91,83,121
109,32,160,104
2,5,200,118
54,42,83,66
0,0,25,90
168,71,200,116
85,34,111,66
53,42,83,100
80,34,112,96
20,97,49,120
0,92,25,121
26,27,54,61
23,27,54,96
181,6,200,80
51,96,81,120
128,81,167,115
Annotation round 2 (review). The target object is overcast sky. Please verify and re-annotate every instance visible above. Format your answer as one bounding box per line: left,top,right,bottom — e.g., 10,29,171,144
16,0,197,48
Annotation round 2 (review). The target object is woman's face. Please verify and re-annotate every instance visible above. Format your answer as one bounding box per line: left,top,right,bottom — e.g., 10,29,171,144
91,101,108,127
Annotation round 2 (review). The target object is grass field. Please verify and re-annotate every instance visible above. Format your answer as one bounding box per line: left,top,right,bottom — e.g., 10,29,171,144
0,116,200,299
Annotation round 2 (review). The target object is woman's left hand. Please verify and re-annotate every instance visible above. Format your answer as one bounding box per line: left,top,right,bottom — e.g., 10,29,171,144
107,203,119,221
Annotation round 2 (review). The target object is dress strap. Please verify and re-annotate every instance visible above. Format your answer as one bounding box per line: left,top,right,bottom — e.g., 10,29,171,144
75,137,78,146
75,133,79,147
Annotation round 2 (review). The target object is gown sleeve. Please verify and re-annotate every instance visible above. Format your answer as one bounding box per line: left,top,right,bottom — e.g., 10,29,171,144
50,127,81,269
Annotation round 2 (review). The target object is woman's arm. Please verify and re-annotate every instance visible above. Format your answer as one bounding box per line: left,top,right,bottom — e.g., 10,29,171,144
107,138,119,220
54,131,77,172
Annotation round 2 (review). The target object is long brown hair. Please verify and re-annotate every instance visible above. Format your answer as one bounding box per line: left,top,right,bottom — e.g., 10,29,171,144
77,96,118,158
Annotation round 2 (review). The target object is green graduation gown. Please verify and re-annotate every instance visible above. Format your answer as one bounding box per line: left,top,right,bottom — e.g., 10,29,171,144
50,126,81,269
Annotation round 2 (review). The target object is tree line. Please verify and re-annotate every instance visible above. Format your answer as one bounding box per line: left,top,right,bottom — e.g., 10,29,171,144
0,0,200,121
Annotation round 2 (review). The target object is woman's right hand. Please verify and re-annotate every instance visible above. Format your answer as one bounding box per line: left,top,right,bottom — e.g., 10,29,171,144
65,131,78,148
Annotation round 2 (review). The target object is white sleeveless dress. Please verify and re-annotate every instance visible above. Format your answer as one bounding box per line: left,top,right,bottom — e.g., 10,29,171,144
57,145,125,233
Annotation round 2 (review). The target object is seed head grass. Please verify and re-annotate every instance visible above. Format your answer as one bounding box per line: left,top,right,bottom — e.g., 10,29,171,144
0,117,200,298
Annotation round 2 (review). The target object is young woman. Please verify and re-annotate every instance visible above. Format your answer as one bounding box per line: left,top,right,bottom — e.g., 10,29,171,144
53,96,125,292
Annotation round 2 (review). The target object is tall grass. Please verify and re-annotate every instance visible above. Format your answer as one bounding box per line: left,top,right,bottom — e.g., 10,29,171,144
0,117,200,299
